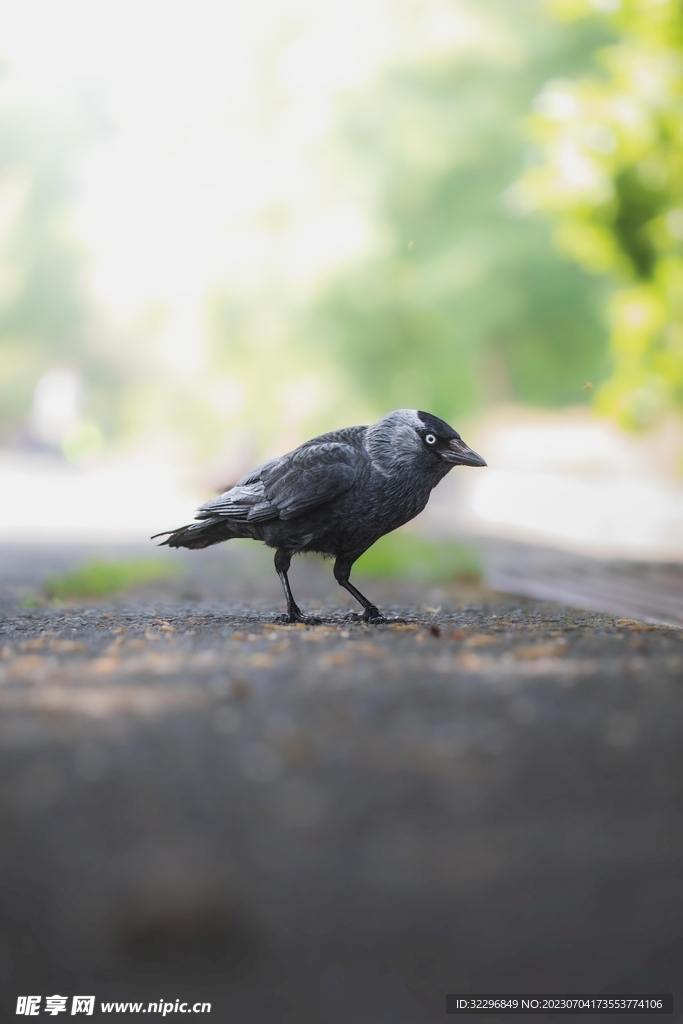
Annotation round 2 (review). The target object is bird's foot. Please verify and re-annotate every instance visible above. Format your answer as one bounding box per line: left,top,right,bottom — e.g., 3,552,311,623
361,607,408,625
344,608,406,625
362,606,385,624
273,606,306,625
273,608,324,626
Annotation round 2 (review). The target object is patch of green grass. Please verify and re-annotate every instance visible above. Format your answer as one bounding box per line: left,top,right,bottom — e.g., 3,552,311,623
44,559,181,600
354,533,482,583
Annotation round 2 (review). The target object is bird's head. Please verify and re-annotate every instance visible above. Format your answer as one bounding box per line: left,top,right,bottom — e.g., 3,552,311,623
366,409,486,473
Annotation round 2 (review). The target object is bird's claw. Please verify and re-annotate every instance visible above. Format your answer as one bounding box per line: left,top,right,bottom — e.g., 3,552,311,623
362,611,407,625
273,610,306,625
344,610,403,625
273,611,324,626
362,606,386,624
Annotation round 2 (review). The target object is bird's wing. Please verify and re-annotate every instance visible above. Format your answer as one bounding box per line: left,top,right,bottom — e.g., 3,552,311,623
197,442,360,523
197,480,276,522
235,458,279,486
260,441,360,520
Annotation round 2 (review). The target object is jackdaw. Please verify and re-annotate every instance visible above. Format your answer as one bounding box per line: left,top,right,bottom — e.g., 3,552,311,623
154,409,486,623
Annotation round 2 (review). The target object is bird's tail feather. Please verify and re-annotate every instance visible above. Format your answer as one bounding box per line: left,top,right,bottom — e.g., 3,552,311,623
152,516,232,550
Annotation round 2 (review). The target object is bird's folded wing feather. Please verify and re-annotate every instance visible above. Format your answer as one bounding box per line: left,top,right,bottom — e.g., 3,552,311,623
197,442,360,523
261,442,360,519
235,458,279,486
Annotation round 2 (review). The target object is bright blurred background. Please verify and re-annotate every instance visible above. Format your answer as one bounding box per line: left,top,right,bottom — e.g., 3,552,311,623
2,0,683,566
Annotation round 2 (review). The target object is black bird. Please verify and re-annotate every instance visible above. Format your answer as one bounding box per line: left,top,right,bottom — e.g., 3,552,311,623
154,409,486,623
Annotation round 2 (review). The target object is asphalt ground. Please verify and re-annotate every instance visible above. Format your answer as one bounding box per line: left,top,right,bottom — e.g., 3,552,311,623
0,544,681,1022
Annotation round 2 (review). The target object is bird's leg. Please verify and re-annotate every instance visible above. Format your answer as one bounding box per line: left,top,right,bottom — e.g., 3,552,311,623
274,549,306,623
333,557,383,623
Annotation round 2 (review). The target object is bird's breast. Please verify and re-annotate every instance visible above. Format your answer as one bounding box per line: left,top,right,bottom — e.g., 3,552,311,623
338,472,433,538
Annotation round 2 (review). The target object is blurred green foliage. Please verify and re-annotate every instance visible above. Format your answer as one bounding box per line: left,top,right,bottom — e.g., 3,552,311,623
307,8,612,421
0,1,621,462
354,533,482,583
205,2,613,441
45,559,180,600
523,0,683,429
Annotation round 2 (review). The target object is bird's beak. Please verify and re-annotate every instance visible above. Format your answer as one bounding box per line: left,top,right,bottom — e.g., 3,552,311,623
442,438,487,467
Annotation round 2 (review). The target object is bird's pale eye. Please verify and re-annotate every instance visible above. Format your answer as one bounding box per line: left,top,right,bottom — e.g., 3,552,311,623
425,434,436,445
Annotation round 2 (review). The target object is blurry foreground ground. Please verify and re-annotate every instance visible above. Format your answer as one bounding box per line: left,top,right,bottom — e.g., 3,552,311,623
0,544,681,1022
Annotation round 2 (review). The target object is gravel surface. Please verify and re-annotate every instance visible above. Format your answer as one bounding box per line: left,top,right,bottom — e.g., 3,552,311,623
0,545,681,1022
